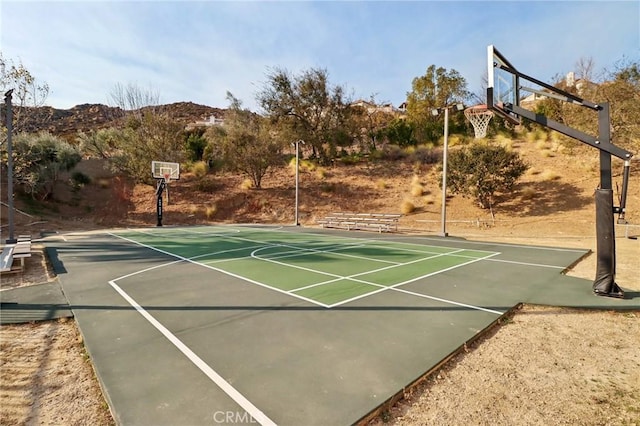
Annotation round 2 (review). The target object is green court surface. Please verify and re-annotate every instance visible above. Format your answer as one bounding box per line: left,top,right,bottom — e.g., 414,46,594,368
114,227,499,307
44,225,639,426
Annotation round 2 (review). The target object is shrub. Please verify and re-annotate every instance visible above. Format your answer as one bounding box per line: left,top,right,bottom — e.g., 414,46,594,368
447,143,529,209
541,170,561,181
521,186,537,200
376,179,388,190
423,194,436,205
381,145,406,161
410,145,442,164
205,204,217,219
400,200,415,214
71,171,91,187
240,179,253,190
192,161,208,177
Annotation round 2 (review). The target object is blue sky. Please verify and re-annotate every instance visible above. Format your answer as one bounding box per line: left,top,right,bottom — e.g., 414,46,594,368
1,1,638,112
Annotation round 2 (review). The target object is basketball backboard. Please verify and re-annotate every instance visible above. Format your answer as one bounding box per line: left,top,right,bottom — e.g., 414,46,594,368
152,161,180,181
487,45,522,125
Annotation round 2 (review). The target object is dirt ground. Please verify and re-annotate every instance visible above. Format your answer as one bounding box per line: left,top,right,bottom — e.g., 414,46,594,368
1,139,639,425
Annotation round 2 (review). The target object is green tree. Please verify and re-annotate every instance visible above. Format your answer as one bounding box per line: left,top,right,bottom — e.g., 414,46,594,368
534,58,639,154
76,127,130,160
206,93,283,188
383,118,417,147
0,52,50,133
406,65,469,143
257,67,354,164
77,114,184,184
9,132,81,200
447,143,528,211
184,128,207,162
599,58,640,153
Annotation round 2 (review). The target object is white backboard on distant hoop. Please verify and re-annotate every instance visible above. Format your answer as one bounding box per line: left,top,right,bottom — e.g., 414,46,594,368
152,161,180,181
487,45,521,125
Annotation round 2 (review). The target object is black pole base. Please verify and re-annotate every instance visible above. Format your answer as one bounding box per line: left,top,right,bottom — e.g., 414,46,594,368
594,282,625,299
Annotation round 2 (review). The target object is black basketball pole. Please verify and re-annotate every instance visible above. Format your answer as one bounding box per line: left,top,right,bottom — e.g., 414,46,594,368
505,102,632,298
156,179,165,227
592,104,623,297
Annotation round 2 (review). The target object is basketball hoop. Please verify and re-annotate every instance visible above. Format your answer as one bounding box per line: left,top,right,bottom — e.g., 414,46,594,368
465,104,494,139
160,167,173,184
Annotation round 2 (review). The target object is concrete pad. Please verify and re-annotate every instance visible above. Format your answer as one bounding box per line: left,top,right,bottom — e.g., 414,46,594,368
0,281,72,324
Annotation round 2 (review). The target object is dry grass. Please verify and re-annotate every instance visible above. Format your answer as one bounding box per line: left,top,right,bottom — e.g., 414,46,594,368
541,170,561,181
188,205,199,215
240,179,253,190
97,178,110,189
423,194,436,205
400,200,415,214
315,168,327,179
205,204,217,219
376,179,388,190
411,184,424,197
192,161,208,178
520,186,537,200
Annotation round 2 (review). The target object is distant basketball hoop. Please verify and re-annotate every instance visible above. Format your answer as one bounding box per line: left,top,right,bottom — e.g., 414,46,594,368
465,104,494,139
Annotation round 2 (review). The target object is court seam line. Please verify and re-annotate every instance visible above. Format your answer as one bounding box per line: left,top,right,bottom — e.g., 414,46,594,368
110,232,330,308
108,279,276,426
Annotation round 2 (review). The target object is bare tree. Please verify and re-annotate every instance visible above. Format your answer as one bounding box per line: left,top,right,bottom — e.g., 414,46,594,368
0,52,50,133
575,56,597,82
108,82,160,117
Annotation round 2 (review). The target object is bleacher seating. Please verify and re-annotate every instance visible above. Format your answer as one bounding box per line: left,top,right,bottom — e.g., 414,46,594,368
317,212,401,233
0,235,32,273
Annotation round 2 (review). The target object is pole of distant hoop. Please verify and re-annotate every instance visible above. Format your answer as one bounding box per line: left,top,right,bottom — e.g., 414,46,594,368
293,140,304,226
440,107,449,237
4,90,16,243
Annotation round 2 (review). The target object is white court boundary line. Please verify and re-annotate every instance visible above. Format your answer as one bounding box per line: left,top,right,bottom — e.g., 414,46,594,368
108,278,276,426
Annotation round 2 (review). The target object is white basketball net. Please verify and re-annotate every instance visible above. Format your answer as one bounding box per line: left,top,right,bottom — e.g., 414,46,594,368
465,107,494,139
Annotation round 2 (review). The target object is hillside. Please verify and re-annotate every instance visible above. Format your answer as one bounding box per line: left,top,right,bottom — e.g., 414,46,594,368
12,101,225,140
6,133,637,236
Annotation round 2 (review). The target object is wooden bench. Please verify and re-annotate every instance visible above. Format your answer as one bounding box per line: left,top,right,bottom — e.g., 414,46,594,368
0,235,32,273
317,212,401,233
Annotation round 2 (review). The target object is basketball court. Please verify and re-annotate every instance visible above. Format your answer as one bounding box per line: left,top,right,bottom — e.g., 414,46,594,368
2,43,633,425
45,225,638,425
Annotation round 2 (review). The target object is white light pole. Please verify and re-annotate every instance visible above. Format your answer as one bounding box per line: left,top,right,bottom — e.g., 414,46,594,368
4,90,16,243
432,103,464,237
292,140,305,226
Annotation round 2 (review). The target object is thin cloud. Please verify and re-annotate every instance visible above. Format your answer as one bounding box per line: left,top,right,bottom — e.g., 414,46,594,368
1,1,637,111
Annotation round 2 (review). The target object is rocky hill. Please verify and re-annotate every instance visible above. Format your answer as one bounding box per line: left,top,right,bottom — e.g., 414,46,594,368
13,101,226,139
